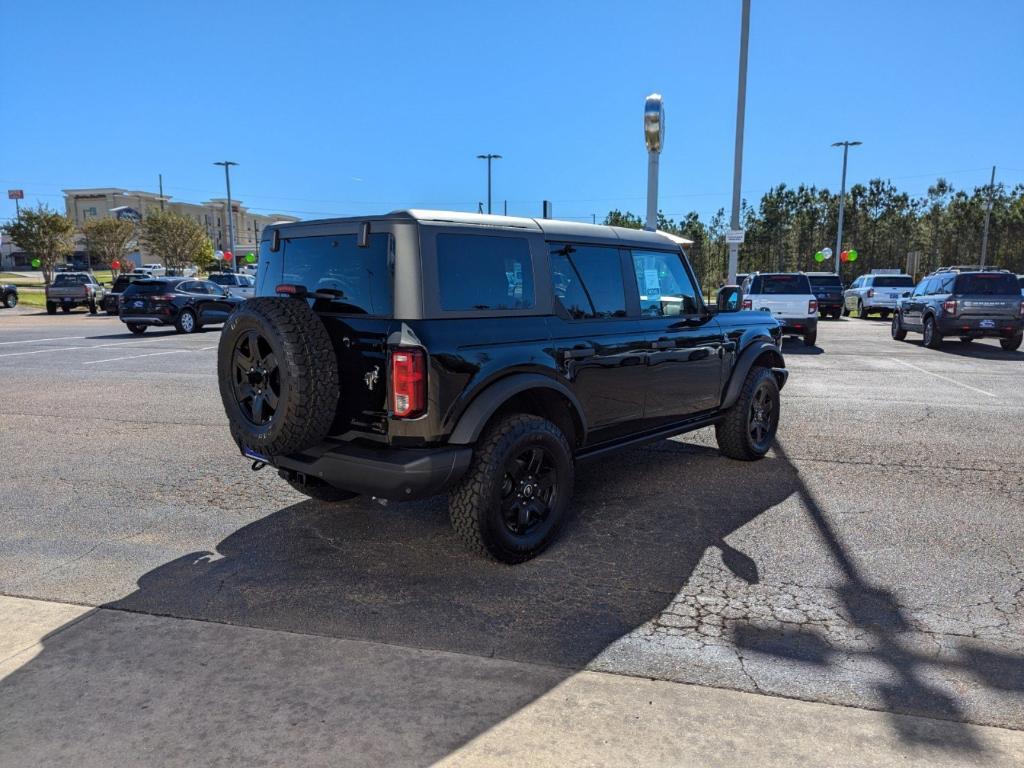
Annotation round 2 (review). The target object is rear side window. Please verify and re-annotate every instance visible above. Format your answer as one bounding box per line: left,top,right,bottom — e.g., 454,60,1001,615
207,274,236,286
753,274,811,295
550,244,626,319
873,276,914,288
282,233,392,315
124,280,177,296
954,273,1019,295
437,234,534,311
631,250,700,316
53,274,89,287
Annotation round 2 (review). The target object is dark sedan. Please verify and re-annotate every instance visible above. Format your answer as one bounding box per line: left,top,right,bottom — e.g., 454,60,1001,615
2,283,17,309
119,277,244,335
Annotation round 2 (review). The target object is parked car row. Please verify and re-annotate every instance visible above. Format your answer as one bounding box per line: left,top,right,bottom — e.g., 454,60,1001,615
119,277,246,334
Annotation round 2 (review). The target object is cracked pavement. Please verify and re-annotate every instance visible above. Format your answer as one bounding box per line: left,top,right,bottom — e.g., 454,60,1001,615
1,310,1022,752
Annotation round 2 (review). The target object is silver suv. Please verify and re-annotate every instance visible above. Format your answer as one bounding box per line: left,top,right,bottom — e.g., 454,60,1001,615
843,273,915,319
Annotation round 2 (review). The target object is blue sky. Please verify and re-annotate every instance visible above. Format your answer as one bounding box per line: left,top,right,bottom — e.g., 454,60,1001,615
2,0,1022,226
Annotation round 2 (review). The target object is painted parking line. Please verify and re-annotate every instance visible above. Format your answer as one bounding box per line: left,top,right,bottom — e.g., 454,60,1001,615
83,344,217,365
0,345,89,358
0,336,87,346
0,334,209,359
889,357,997,398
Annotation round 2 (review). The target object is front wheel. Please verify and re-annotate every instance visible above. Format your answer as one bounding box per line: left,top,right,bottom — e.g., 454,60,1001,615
1000,333,1023,352
3,292,16,308
842,304,851,317
891,312,907,341
449,414,574,564
716,366,780,461
127,323,147,335
923,316,942,349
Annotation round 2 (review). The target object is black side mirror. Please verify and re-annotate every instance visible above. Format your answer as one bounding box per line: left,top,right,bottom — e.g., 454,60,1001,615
717,285,742,312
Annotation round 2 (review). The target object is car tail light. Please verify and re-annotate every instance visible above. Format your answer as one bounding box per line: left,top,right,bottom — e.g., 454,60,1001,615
741,298,752,310
866,289,874,298
391,347,426,418
1019,301,1024,317
808,299,818,313
943,299,958,315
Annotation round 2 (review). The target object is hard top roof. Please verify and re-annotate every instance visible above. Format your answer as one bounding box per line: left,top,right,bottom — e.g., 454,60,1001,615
266,209,693,249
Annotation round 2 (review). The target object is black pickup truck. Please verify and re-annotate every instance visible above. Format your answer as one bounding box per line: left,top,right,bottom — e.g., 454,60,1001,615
218,211,788,563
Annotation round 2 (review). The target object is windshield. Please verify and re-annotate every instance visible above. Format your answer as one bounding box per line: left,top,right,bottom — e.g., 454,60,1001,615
872,276,914,287
808,275,842,288
954,273,1019,295
754,274,811,294
207,274,236,285
123,280,179,296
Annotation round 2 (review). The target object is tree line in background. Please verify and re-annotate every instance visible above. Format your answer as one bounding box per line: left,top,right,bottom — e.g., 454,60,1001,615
2,205,215,284
607,178,1024,295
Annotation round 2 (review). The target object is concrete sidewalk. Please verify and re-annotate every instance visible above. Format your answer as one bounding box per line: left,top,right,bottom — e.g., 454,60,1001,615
1,594,1021,768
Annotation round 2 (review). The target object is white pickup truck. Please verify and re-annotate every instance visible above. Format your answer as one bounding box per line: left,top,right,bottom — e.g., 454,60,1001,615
740,272,818,347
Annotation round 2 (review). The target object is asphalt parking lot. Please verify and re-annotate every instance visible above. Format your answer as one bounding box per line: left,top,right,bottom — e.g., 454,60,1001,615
1,306,1022,764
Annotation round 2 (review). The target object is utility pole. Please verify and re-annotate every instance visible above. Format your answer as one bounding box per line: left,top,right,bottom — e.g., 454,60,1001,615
504,200,507,216
980,165,996,267
726,0,751,283
214,161,238,273
476,154,501,214
831,141,862,276
158,174,165,210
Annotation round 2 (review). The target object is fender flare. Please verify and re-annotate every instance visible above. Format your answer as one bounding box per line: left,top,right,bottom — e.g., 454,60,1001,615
721,340,786,410
448,373,587,445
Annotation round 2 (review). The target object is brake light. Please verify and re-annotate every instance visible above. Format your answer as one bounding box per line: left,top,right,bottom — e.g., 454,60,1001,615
741,298,752,310
943,299,958,315
866,289,875,298
808,299,818,313
1019,301,1024,317
151,294,177,303
391,347,426,418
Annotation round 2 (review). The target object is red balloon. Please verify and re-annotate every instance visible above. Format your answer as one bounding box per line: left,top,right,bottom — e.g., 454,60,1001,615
224,251,233,261
840,251,849,262
111,260,121,269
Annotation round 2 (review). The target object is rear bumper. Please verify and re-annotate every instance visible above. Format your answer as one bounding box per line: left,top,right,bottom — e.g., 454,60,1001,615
778,316,818,335
937,316,1023,337
268,440,474,501
816,299,842,311
120,314,170,326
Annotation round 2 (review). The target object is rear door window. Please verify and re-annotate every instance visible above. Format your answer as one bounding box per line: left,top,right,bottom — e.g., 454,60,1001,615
437,234,534,311
630,250,700,316
756,274,812,295
282,233,392,315
550,244,626,319
873,276,914,288
954,273,1019,295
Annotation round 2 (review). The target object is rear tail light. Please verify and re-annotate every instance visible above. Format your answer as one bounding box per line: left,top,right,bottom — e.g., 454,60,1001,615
1019,301,1024,317
391,347,426,418
808,299,818,313
867,289,875,298
943,299,958,315
741,298,752,310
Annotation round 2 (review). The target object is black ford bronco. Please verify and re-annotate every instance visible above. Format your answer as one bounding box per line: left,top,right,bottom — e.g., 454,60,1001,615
218,211,788,563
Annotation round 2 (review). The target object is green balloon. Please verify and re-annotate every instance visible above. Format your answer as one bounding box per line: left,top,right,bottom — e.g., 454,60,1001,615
245,252,256,263
848,249,858,261
31,258,41,268
814,251,825,262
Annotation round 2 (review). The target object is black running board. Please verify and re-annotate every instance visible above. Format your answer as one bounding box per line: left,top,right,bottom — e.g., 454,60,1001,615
575,412,723,464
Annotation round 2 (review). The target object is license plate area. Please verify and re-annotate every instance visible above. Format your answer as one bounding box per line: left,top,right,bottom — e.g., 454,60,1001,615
980,319,995,328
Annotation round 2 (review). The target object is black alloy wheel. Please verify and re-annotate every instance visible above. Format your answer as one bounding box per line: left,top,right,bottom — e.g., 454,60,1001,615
231,330,281,427
499,445,559,536
747,378,778,453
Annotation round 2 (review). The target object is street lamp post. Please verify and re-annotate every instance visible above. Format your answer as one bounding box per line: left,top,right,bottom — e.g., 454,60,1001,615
643,93,664,231
476,154,501,214
831,141,861,277
980,165,996,267
214,161,238,272
727,0,751,283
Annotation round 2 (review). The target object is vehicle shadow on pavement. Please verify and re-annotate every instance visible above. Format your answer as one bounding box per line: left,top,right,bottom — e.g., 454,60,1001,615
730,444,1024,755
918,342,1024,361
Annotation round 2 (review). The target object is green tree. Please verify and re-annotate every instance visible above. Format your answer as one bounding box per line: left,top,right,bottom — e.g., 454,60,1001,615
141,210,214,273
1,205,75,285
83,217,136,275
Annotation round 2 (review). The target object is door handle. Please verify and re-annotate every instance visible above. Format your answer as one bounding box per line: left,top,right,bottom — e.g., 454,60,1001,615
563,346,595,361
650,339,675,350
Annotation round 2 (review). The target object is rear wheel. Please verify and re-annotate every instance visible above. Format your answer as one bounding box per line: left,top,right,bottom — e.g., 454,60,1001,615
858,301,869,319
831,308,841,320
175,308,198,334
923,316,942,349
1000,333,1023,352
61,304,71,314
46,302,57,315
449,414,574,564
803,330,817,347
891,312,907,341
89,301,98,315
716,366,780,461
127,323,147,335
879,310,890,320
842,304,851,317
959,336,974,343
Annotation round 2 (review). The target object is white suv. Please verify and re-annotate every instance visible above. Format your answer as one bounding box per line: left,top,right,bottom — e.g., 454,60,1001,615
741,272,818,346
843,273,915,319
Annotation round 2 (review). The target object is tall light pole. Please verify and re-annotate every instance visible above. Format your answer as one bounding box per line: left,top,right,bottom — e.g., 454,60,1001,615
214,161,238,272
476,154,501,214
831,141,861,277
980,165,996,267
727,0,751,283
643,93,664,231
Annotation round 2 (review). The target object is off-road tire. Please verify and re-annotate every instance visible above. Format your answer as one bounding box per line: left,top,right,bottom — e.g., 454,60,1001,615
449,414,574,564
282,473,358,502
127,323,147,335
923,316,942,349
1000,333,1023,352
46,302,57,315
218,297,339,459
715,365,780,461
891,312,907,341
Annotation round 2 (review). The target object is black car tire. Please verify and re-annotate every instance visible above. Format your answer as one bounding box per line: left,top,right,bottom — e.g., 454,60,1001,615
891,312,908,341
4,291,17,308
923,316,942,349
176,308,199,334
218,297,339,458
715,365,780,461
89,301,98,315
879,310,890,320
127,323,147,335
282,473,358,502
842,304,850,317
858,301,869,319
803,331,817,347
831,308,841,320
46,302,57,315
61,304,71,313
1000,333,1023,352
449,414,574,564
959,336,974,343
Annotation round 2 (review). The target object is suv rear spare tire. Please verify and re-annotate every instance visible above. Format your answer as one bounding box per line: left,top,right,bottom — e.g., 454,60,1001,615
218,297,339,458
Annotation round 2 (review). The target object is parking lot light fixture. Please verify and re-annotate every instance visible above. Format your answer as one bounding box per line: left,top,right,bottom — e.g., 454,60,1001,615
831,141,861,277
214,161,239,273
476,154,501,214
